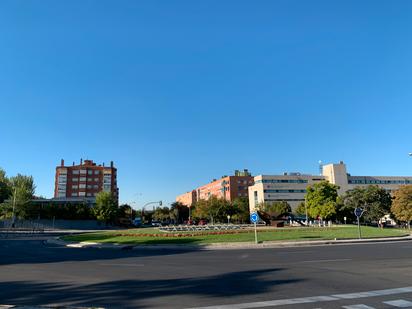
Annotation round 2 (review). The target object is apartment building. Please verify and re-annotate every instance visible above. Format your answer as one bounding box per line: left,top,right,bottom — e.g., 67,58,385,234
176,190,197,207
249,161,412,212
176,169,254,206
54,159,119,203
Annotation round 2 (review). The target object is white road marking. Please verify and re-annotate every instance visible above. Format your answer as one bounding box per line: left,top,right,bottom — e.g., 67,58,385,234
332,287,412,299
99,263,145,267
299,258,352,263
188,286,412,309
383,299,412,307
342,305,376,309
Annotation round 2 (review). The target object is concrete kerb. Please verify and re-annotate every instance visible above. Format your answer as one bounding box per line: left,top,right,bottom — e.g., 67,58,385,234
46,234,412,251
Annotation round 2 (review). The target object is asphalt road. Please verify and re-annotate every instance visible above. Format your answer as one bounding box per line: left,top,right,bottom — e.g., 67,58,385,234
1,235,412,308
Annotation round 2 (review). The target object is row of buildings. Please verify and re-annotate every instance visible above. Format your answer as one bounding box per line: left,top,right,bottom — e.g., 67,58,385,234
176,161,412,212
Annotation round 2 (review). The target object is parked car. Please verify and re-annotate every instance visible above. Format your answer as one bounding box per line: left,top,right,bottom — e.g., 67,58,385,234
198,219,208,225
151,221,162,227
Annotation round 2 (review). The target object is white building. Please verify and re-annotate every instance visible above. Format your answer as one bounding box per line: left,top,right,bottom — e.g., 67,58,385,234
249,161,412,212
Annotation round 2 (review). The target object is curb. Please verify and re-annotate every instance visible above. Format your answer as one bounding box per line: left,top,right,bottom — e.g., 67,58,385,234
46,234,412,251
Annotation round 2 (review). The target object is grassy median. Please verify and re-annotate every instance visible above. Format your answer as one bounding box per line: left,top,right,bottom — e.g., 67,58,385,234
61,226,409,246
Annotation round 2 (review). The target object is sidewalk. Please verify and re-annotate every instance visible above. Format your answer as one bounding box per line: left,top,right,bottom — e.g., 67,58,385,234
47,234,412,251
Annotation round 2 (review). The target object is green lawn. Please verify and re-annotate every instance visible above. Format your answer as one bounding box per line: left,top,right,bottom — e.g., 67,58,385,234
62,226,409,246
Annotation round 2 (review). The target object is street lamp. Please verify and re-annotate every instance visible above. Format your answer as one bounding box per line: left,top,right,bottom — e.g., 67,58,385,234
141,201,162,222
304,195,308,226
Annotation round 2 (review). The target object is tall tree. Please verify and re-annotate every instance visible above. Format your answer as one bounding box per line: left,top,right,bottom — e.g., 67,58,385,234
305,181,339,220
391,185,412,229
0,168,11,203
231,197,250,223
93,192,118,223
8,174,36,219
170,201,189,223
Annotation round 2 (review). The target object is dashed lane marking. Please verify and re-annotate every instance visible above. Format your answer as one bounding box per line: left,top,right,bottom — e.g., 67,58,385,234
383,299,412,307
342,305,376,309
188,286,412,309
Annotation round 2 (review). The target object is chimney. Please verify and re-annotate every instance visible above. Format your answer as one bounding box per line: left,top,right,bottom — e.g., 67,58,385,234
72,161,75,166
80,158,83,165
61,159,64,167
110,161,114,168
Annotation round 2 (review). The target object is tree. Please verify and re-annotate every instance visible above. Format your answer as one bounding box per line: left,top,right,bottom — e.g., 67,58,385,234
0,168,11,203
170,201,189,223
231,197,250,223
340,185,392,225
338,188,365,223
93,192,118,223
392,185,412,228
295,202,307,216
192,197,230,224
7,174,36,219
305,181,339,220
362,185,392,225
257,201,291,218
118,204,133,219
153,207,172,222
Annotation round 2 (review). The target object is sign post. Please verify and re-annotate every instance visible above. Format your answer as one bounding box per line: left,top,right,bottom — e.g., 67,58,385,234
354,207,364,239
250,212,260,244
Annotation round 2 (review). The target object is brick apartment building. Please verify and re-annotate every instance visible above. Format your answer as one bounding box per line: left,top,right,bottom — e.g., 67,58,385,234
54,159,119,203
176,169,254,206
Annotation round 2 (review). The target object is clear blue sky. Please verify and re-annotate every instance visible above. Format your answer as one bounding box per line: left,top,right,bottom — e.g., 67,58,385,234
1,0,412,207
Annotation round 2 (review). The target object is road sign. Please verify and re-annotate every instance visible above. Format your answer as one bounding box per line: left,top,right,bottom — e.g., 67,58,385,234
354,207,364,218
250,212,259,224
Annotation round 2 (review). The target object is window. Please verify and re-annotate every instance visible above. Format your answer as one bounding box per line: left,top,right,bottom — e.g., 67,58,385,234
88,170,93,175
71,193,78,197
80,177,86,182
94,178,99,182
72,185,78,189
93,185,98,189
72,178,79,182
78,192,86,196
94,170,100,175
79,184,86,189
72,170,80,175
80,169,86,174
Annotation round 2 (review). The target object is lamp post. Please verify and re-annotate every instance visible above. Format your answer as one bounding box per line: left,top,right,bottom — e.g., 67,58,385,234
141,201,162,222
304,195,308,226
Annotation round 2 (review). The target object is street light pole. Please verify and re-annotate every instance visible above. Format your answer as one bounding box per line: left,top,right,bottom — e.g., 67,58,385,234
141,201,162,222
305,196,308,226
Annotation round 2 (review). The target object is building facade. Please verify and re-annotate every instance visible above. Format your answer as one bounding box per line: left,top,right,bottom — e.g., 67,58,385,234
54,159,119,203
176,190,197,207
249,161,412,212
176,169,254,205
248,174,325,211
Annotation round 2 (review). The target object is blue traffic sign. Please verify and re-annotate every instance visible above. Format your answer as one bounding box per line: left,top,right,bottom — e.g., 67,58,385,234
250,212,260,224
354,207,364,218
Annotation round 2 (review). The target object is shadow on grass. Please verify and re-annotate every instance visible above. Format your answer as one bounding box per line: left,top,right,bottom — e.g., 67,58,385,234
0,268,303,308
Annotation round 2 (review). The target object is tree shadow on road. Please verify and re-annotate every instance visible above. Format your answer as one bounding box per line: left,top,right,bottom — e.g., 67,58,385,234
0,237,204,266
0,268,304,308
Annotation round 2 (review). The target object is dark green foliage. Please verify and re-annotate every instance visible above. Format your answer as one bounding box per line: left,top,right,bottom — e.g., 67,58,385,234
340,185,392,223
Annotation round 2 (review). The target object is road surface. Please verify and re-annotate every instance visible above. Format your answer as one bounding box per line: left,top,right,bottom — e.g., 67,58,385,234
1,235,412,308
